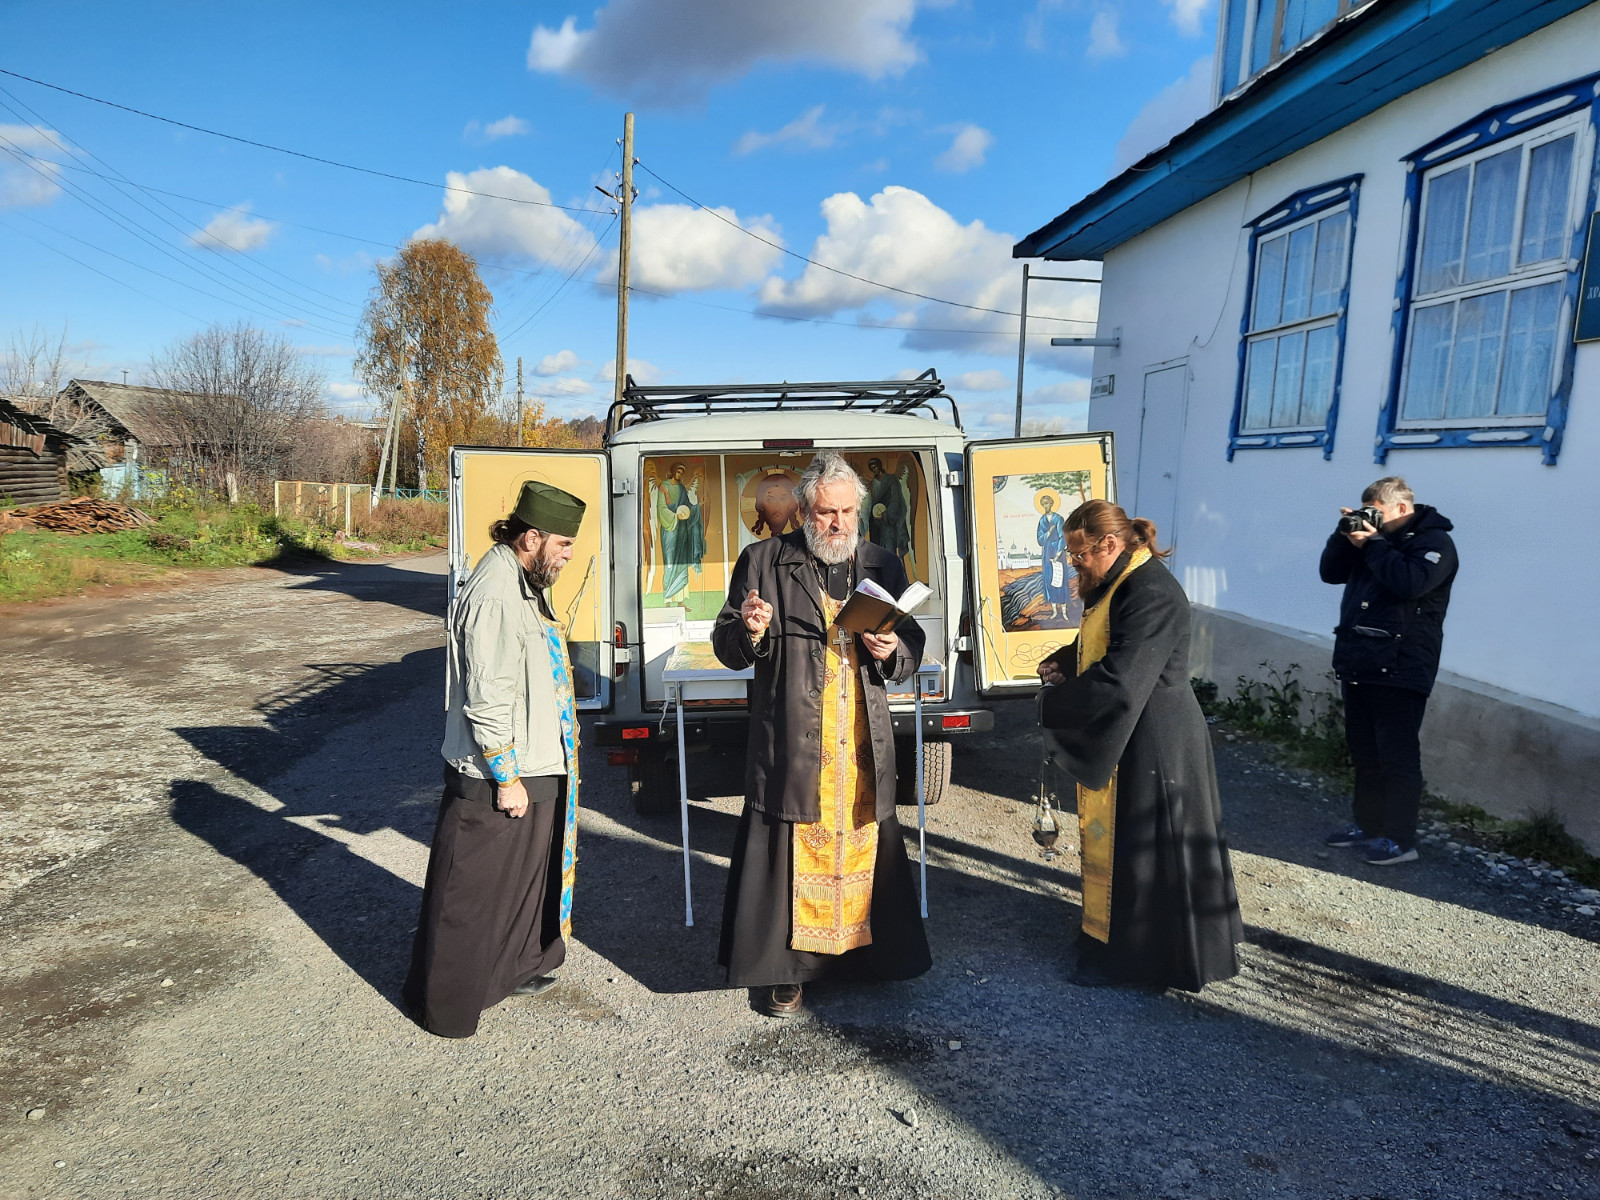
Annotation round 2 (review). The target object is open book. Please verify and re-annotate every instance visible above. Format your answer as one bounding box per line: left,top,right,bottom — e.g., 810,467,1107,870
835,577,932,635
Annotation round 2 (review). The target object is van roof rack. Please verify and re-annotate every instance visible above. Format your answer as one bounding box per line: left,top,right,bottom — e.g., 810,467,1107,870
606,368,961,441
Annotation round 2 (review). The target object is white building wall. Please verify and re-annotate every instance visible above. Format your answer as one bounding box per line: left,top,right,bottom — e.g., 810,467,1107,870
1089,5,1600,720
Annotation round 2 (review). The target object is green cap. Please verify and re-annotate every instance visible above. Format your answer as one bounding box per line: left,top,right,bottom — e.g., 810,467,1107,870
512,480,586,538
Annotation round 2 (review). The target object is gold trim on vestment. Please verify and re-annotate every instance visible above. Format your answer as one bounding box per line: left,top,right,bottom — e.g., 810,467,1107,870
791,592,878,954
1074,546,1153,943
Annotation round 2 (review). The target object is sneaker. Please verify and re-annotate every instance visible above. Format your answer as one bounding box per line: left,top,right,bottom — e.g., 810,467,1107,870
1364,838,1419,866
1324,823,1371,848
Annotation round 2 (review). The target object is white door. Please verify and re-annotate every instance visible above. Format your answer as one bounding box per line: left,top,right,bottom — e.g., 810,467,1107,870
1134,363,1188,553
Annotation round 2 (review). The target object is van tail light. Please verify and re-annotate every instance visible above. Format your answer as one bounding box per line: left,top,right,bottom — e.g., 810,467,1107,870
614,621,629,679
941,714,971,730
608,749,639,766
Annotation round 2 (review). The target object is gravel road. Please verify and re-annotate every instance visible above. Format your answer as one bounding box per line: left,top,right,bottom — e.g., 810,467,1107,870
2,554,1597,1200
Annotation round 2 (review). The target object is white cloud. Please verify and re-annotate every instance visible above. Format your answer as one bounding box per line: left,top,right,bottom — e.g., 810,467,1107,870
934,124,993,173
1023,0,1066,51
609,203,785,293
954,369,1010,392
327,382,366,400
735,105,839,156
975,379,1089,432
298,344,357,358
1162,0,1212,36
599,357,665,384
1087,9,1127,59
528,0,921,103
539,375,595,396
755,186,1098,356
535,349,581,376
0,125,67,208
188,203,277,253
1111,56,1213,174
485,115,532,141
412,167,599,264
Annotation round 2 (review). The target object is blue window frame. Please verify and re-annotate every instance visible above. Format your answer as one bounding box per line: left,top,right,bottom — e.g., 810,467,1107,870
1228,176,1361,459
1380,74,1600,465
1215,0,1376,100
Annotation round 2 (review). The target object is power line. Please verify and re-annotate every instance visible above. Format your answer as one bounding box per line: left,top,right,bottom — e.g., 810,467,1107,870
0,89,362,324
625,283,1096,333
0,214,210,325
635,160,1098,324
0,66,608,216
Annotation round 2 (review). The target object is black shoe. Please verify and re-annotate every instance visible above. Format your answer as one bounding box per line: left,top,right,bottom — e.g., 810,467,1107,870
1324,823,1372,848
511,975,558,997
760,983,804,1018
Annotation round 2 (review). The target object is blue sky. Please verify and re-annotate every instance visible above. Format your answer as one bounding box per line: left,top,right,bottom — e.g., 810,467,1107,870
0,1,1216,433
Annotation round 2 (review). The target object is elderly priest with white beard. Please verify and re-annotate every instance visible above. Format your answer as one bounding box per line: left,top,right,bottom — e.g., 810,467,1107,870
711,450,932,1019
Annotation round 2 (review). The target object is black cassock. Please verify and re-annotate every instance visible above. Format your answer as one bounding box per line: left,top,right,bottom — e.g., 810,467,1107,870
1039,553,1242,991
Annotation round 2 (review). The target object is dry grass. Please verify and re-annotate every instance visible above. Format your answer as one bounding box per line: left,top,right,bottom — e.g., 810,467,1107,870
349,498,448,550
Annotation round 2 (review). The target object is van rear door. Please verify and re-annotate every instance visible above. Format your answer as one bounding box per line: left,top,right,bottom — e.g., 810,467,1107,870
448,445,614,711
963,433,1116,697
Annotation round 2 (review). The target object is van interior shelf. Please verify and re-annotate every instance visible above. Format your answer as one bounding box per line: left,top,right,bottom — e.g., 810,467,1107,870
607,369,962,439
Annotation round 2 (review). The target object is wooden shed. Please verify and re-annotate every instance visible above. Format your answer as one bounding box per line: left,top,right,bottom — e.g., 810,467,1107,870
0,396,76,506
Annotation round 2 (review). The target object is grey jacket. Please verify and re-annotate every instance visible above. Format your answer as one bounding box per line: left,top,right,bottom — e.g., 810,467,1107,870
441,542,568,780
712,530,924,824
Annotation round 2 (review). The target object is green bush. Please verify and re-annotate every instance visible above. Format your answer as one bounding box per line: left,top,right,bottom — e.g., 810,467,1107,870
1193,664,1352,786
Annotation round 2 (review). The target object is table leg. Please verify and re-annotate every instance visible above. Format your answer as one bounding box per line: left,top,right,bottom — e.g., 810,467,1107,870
675,683,693,927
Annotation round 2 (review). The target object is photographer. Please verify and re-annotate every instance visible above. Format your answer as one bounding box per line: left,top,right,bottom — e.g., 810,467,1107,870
1319,477,1457,866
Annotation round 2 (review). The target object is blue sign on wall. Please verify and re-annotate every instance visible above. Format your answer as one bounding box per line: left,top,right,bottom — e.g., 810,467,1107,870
1578,212,1600,345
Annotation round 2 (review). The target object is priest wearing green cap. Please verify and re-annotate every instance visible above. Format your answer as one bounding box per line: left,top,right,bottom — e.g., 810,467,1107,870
404,479,588,1038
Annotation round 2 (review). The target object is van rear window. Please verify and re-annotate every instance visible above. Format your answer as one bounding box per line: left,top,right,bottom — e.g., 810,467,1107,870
639,451,932,623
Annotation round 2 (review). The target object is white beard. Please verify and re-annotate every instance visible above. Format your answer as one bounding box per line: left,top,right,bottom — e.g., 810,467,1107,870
804,522,859,565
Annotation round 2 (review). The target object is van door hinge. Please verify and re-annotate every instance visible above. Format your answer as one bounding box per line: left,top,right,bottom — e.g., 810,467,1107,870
943,470,964,487
612,477,636,496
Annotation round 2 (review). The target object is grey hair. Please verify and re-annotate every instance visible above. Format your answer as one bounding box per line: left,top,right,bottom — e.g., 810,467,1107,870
1362,476,1415,507
796,450,868,512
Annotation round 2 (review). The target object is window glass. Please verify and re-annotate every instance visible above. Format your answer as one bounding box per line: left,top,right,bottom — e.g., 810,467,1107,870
1500,282,1562,415
1300,325,1339,425
1418,166,1470,294
1403,303,1456,421
1464,148,1520,284
1443,291,1507,420
1310,210,1350,314
1270,330,1307,426
1281,0,1339,51
1280,223,1317,324
1250,0,1276,75
1520,136,1575,265
1253,233,1288,329
1219,0,1248,94
1242,339,1279,429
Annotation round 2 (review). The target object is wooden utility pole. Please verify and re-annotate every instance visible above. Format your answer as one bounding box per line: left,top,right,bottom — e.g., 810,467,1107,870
373,384,399,506
613,111,634,411
516,355,524,447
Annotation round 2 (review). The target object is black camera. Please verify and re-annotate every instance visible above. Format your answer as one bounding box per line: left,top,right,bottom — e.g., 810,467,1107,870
1339,505,1383,534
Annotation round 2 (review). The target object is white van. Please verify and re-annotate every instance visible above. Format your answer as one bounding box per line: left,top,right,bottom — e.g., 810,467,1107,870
446,372,1117,814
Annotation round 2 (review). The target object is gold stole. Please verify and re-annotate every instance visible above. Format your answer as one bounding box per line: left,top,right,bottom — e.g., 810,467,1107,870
1074,546,1153,943
791,593,878,954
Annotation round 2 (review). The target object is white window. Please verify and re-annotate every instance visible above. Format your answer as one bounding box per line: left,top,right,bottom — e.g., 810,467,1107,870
1399,117,1583,424
1240,205,1352,431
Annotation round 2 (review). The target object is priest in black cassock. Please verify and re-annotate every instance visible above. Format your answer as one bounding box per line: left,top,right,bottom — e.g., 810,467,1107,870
1037,499,1242,991
712,451,931,1018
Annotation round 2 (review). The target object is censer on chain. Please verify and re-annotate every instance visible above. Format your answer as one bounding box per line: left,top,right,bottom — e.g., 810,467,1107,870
1032,749,1062,860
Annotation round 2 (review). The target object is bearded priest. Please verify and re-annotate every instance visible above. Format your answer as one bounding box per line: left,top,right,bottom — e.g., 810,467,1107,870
711,450,932,1018
1036,499,1243,991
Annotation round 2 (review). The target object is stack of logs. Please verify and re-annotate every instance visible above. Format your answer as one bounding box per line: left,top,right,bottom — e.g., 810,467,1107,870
0,497,154,534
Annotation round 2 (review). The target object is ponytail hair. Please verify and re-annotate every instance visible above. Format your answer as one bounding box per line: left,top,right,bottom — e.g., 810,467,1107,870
489,514,534,546
1064,499,1173,560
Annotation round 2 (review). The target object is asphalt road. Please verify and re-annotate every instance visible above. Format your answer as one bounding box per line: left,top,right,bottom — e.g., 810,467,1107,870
1,554,1597,1200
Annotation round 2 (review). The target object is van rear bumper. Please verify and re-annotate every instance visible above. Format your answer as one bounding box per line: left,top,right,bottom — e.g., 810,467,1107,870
593,707,993,747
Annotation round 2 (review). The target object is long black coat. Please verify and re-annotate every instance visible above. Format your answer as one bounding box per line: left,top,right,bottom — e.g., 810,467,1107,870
1039,555,1242,991
1319,505,1456,695
712,530,925,824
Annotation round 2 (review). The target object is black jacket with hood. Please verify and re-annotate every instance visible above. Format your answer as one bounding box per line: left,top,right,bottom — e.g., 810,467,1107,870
1319,504,1457,695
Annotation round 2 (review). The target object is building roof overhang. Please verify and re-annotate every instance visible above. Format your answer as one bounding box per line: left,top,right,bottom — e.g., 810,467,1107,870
1014,0,1596,262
